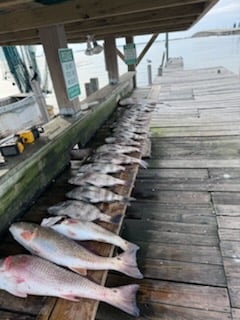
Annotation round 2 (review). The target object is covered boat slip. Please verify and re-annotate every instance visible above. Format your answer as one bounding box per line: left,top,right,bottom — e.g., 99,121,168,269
97,60,240,319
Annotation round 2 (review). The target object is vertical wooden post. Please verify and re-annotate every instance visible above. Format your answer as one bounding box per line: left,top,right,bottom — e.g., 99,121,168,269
104,36,119,85
39,25,81,116
125,36,136,88
165,32,169,62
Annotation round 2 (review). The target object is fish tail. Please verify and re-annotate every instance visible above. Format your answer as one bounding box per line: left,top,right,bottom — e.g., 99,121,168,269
104,284,140,316
125,241,140,253
114,249,143,279
122,196,136,205
139,159,148,169
110,213,122,224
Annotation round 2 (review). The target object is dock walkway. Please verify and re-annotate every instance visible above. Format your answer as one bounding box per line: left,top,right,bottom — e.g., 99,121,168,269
97,59,240,319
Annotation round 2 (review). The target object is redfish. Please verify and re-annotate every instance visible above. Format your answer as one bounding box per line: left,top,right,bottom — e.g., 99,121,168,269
0,254,140,316
9,222,143,279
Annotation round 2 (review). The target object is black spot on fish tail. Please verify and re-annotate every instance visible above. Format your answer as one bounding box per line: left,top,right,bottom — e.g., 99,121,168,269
110,213,122,224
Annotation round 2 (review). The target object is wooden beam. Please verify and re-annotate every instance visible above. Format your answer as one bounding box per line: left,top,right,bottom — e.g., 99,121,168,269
65,3,204,33
0,0,213,33
0,2,204,44
191,0,218,27
68,17,196,40
0,14,197,46
39,25,81,115
116,49,125,62
0,23,191,46
137,33,159,65
104,36,119,85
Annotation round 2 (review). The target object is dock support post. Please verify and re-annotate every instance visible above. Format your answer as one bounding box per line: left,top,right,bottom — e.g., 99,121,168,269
39,25,81,116
165,32,169,62
147,62,152,85
104,36,119,85
126,36,136,88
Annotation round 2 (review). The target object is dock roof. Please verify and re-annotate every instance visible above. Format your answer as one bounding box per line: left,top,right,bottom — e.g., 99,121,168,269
0,0,218,45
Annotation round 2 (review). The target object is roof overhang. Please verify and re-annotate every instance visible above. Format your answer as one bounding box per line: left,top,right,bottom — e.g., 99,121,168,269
0,0,219,45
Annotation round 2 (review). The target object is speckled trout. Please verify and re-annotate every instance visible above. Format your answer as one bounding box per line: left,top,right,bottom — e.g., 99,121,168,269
95,144,140,154
41,216,139,252
9,222,143,279
0,254,140,316
66,185,135,204
68,172,127,188
77,163,126,174
47,200,122,224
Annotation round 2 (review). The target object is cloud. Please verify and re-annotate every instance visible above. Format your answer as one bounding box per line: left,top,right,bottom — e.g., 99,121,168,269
207,0,240,16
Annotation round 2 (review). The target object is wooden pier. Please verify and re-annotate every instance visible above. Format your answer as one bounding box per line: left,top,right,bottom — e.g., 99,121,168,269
97,59,240,320
1,59,240,319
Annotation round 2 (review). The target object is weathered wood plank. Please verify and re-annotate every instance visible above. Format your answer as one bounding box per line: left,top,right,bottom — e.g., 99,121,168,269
219,229,240,242
136,241,222,265
0,290,47,316
213,192,240,204
0,311,35,320
217,217,240,229
132,190,210,204
97,302,232,320
220,241,240,258
122,228,219,246
215,204,240,216
123,219,217,236
134,179,240,192
142,258,226,286
126,201,214,218
147,159,240,168
137,168,209,179
105,276,231,313
232,308,240,320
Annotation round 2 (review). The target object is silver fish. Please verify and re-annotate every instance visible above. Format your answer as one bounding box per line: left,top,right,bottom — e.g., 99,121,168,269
113,131,146,141
68,172,127,188
92,152,148,168
105,136,141,147
47,200,121,224
70,148,92,160
9,222,143,279
95,144,140,154
77,163,126,174
0,254,140,316
66,185,135,204
41,216,139,252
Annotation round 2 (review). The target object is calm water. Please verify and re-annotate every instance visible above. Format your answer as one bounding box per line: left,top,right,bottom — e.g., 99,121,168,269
1,34,240,100
71,34,240,99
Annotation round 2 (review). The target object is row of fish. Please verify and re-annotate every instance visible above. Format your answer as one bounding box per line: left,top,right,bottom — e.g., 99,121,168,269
0,98,156,317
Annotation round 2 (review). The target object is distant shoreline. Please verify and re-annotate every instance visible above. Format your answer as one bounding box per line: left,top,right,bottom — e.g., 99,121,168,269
192,28,240,38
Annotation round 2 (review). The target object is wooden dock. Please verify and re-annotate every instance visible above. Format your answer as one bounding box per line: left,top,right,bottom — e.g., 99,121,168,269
1,59,240,319
96,59,240,319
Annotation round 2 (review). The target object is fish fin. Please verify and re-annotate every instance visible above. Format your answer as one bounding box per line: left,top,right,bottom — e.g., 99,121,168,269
139,159,148,169
104,284,140,317
114,249,143,279
70,267,87,276
6,285,28,298
125,242,140,253
110,213,122,224
61,294,81,302
41,216,64,227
